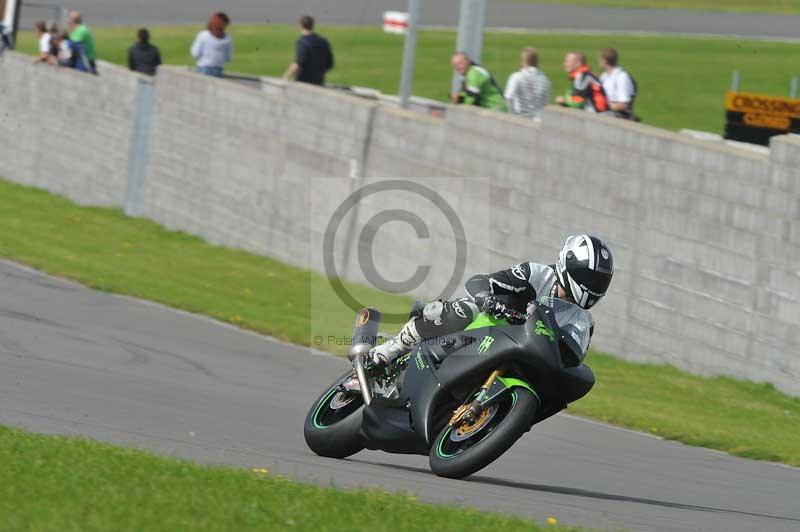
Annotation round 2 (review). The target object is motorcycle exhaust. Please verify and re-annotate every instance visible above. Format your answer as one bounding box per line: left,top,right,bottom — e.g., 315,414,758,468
348,307,381,361
354,354,373,406
349,308,381,406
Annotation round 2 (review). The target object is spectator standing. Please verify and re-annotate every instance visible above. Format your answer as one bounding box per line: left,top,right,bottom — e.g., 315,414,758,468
282,15,334,85
504,47,551,120
598,48,638,120
33,21,52,64
191,12,232,77
128,28,161,76
450,52,506,112
68,11,97,74
555,52,607,113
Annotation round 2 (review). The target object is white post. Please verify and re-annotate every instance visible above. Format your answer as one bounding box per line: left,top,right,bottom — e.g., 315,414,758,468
399,0,421,109
1,0,21,47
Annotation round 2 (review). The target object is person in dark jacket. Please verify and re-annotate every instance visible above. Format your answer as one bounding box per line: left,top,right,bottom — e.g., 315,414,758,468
128,28,162,76
282,15,334,85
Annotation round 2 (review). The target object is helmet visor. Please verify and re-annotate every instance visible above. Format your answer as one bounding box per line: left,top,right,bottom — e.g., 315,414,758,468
569,267,612,299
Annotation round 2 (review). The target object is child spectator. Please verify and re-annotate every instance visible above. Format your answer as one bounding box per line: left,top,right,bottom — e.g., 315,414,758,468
191,12,232,77
598,48,638,120
555,52,608,113
33,21,52,64
53,32,73,66
52,31,89,72
47,23,60,58
128,28,162,76
504,47,551,120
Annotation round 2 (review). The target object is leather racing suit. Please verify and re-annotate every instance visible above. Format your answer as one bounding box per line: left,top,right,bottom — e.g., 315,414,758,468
373,262,569,364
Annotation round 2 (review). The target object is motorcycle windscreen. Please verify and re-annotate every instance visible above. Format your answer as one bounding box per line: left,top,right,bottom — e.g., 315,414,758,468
544,298,593,362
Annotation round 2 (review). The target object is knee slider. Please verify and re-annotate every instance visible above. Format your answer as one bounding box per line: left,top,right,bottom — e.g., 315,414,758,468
423,300,446,325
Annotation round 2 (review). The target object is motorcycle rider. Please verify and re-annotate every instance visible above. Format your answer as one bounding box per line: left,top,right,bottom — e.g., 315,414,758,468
368,234,614,370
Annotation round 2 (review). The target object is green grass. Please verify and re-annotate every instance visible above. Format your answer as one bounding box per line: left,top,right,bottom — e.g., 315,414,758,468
1,178,799,467
0,180,412,350
15,25,800,134
504,0,800,15
569,354,800,463
0,425,574,531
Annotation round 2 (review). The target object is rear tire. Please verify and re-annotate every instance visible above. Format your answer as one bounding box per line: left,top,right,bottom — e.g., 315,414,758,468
429,388,538,479
303,371,365,459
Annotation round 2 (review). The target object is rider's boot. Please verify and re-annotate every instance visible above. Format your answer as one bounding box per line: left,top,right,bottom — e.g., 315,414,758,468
342,318,423,393
369,318,423,370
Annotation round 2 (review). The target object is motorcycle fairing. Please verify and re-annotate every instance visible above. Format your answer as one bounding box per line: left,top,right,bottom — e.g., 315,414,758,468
358,303,596,454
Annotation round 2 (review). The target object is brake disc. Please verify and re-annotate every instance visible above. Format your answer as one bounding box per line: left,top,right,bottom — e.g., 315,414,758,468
450,403,499,442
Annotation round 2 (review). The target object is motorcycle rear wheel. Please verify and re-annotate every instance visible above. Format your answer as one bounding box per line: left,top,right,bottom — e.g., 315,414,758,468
303,371,366,459
429,388,538,479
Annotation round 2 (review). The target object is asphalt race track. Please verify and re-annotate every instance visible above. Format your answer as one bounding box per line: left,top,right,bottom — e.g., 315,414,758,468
19,0,800,40
1,259,798,531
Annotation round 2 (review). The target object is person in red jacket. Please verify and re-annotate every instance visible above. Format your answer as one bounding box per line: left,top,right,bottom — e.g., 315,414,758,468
555,52,608,113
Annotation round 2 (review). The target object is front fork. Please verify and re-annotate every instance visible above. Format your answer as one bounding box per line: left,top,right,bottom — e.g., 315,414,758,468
448,369,507,427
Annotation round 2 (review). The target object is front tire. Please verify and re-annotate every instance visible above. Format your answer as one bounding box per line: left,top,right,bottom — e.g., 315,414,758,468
429,388,538,479
303,371,365,459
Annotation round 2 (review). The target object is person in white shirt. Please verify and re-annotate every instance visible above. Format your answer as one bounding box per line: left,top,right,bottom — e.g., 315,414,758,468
33,21,53,64
598,48,637,120
504,47,552,120
190,12,232,77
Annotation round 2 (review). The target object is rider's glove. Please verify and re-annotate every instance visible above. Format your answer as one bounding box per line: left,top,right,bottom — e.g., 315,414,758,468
474,292,526,324
503,308,527,325
474,292,504,315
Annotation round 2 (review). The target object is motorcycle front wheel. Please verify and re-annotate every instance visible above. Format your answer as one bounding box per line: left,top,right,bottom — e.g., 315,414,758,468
303,371,365,459
429,387,538,479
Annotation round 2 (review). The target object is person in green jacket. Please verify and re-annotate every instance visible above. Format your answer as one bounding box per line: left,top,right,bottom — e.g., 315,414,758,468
68,11,97,74
450,52,507,112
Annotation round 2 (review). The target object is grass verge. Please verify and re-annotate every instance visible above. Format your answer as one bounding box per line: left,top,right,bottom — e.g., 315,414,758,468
1,178,799,466
504,0,800,15
15,25,800,134
0,425,575,531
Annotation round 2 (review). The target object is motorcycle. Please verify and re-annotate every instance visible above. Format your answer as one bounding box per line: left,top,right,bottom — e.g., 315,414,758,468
304,297,596,479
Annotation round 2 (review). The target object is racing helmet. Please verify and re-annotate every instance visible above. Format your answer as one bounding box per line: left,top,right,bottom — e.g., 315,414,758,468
556,235,614,309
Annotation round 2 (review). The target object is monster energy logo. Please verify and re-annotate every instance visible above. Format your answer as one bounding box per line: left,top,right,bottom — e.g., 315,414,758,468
478,336,495,354
535,320,555,341
415,351,427,370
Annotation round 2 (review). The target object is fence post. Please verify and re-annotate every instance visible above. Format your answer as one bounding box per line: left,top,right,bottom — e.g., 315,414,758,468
731,70,740,92
399,0,420,108
125,78,155,217
791,77,798,99
452,0,487,94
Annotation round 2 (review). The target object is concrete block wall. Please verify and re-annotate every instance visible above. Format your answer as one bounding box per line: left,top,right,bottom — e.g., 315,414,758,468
532,108,797,388
0,52,139,206
2,51,798,394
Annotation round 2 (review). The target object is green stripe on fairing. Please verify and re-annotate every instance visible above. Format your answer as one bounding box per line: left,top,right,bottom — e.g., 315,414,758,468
311,387,338,429
435,391,518,459
464,312,508,331
498,377,540,403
